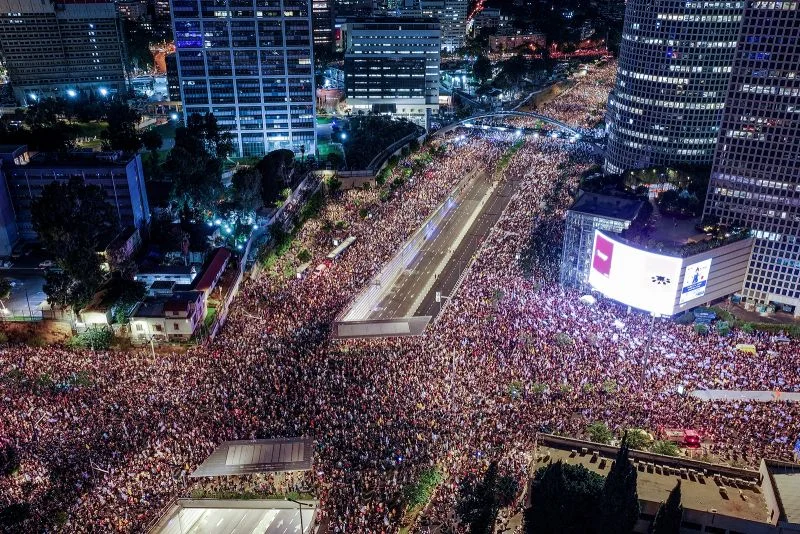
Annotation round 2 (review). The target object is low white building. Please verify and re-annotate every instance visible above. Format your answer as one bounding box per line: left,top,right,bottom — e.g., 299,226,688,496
130,291,206,344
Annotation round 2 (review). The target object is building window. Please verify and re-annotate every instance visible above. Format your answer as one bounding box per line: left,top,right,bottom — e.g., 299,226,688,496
135,323,143,331
173,323,180,330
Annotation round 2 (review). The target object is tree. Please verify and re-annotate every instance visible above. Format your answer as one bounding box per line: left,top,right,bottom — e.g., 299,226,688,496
473,55,493,84
256,149,296,206
586,422,613,444
526,461,604,534
165,113,232,214
230,167,264,212
31,178,118,311
458,461,520,534
625,429,653,451
598,435,640,534
652,481,682,534
141,129,164,180
0,278,10,310
101,102,142,152
0,442,19,476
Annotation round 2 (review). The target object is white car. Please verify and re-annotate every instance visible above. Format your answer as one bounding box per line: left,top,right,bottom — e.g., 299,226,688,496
0,260,12,268
38,260,54,269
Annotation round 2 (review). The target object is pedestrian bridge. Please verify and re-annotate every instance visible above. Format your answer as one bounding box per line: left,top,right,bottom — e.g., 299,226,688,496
433,110,583,138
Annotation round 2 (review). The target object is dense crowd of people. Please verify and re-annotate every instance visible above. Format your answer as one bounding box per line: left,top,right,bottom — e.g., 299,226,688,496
3,59,800,533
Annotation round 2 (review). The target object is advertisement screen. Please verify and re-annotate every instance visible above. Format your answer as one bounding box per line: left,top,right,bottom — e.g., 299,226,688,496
679,258,713,304
588,231,682,315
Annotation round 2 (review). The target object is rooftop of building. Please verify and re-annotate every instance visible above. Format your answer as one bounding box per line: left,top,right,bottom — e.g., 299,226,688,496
132,299,164,318
344,15,441,26
192,247,231,293
764,459,800,524
7,149,137,170
537,434,769,524
568,190,645,222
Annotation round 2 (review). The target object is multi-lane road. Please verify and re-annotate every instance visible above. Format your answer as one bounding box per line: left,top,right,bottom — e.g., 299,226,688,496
365,168,518,321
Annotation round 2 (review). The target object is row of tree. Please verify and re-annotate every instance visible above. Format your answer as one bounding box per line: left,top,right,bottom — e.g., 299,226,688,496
526,436,683,534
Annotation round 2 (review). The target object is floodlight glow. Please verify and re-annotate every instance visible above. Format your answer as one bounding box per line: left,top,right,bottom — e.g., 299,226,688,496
66,89,77,97
340,132,347,140
29,93,37,101
170,112,179,120
214,218,222,225
252,224,258,229
99,87,108,96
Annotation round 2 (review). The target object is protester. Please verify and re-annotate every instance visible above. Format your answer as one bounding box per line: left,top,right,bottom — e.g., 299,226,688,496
3,59,800,533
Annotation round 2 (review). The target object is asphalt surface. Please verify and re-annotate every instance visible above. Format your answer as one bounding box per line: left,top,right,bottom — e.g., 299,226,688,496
366,170,518,320
161,507,314,534
417,176,517,317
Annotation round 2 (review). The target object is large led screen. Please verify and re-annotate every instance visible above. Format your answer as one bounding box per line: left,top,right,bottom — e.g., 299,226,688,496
679,258,713,304
588,231,682,315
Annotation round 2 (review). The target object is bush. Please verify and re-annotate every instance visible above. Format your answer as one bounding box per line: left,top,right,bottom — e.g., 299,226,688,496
358,208,369,219
651,440,679,456
0,443,19,476
740,322,755,334
693,323,709,335
0,332,7,344
625,429,653,451
404,467,443,509
531,382,548,395
586,422,613,444
67,328,113,350
716,321,730,336
297,249,312,263
601,379,617,394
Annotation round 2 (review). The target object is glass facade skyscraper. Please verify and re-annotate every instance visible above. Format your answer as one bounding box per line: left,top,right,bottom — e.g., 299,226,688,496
170,0,316,157
604,0,744,174
703,1,800,315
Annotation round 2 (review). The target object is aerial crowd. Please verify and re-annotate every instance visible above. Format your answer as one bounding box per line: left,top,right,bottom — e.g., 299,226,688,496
2,58,800,533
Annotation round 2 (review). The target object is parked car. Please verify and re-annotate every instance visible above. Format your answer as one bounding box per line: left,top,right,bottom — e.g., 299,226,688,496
0,260,12,268
38,260,54,269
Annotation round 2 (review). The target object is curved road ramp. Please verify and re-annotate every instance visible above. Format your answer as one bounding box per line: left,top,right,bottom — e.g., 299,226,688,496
334,167,517,338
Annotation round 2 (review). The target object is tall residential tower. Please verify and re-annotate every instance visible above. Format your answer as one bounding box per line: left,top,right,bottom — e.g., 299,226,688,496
604,0,744,174
703,1,800,316
170,0,316,157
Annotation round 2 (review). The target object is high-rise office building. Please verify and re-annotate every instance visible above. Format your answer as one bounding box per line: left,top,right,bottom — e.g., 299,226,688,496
604,0,744,175
703,2,800,316
344,17,440,127
422,0,466,52
0,0,128,105
312,0,334,46
170,0,316,157
165,53,181,101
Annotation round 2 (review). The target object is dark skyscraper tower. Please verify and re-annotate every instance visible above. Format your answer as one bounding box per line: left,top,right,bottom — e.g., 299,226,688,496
604,0,744,174
703,2,800,316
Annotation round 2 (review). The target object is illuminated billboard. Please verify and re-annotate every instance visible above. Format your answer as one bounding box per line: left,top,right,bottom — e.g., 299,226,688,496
588,231,682,315
679,258,713,304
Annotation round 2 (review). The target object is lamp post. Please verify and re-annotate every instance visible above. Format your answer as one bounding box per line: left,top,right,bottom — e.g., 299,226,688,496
287,498,313,533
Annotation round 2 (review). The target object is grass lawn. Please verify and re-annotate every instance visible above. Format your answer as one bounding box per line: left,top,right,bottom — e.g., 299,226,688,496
316,115,334,125
204,306,218,329
72,121,108,139
317,141,344,160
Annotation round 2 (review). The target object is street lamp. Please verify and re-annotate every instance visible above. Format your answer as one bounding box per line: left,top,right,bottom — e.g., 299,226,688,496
66,89,77,98
98,87,108,97
170,112,179,120
287,498,314,534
